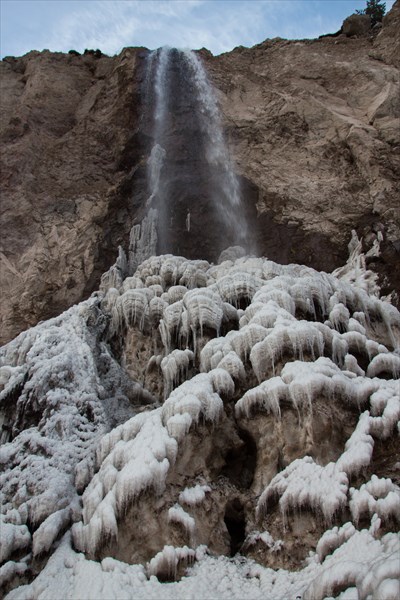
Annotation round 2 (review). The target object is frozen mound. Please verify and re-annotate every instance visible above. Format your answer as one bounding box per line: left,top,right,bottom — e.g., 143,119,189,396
1,251,399,599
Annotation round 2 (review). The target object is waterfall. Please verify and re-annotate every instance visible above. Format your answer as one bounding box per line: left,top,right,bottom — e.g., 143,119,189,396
182,49,245,239
144,47,249,260
147,143,166,206
153,46,171,139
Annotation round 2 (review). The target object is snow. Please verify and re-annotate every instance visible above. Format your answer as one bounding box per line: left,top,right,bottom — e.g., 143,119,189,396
110,287,156,334
0,301,110,564
315,522,357,563
0,560,28,590
304,530,400,600
257,456,350,523
256,400,397,524
213,350,246,382
165,413,193,441
250,319,325,380
161,370,233,429
178,484,211,506
32,506,73,556
147,545,196,580
236,356,394,419
161,349,194,398
244,530,284,552
0,518,31,563
168,505,195,534
5,529,399,600
332,230,380,297
349,475,400,524
235,377,285,418
367,352,400,378
72,409,178,556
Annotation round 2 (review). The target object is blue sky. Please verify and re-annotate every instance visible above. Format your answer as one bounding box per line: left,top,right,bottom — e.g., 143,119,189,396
1,0,396,58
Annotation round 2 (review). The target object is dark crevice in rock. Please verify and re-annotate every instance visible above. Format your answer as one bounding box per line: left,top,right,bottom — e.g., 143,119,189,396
0,375,28,443
221,428,257,489
350,350,370,373
224,498,246,556
255,207,348,274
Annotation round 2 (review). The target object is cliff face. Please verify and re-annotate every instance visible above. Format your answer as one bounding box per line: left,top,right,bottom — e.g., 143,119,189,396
207,0,399,292
0,48,150,344
1,2,399,344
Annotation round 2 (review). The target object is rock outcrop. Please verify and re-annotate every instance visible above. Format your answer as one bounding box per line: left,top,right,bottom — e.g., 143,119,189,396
342,14,371,37
0,48,150,344
0,2,399,346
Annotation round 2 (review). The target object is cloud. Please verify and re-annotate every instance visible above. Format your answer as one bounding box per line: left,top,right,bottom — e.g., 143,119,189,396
47,1,209,54
43,0,320,56
2,0,397,59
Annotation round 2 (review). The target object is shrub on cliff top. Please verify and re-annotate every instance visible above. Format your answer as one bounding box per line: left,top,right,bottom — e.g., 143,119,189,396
356,0,386,26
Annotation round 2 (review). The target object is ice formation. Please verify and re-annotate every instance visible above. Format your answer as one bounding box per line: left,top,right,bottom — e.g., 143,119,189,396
178,484,211,506
332,230,381,297
244,530,284,553
146,545,197,580
1,249,399,599
349,475,400,524
72,409,178,556
168,505,195,535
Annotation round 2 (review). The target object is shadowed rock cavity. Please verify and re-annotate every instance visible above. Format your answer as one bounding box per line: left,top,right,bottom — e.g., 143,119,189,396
224,498,246,556
221,428,257,489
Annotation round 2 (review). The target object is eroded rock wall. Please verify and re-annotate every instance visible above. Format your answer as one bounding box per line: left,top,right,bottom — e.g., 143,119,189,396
0,48,149,343
1,2,399,344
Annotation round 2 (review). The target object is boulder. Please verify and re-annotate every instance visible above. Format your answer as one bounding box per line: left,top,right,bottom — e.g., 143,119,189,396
342,13,371,37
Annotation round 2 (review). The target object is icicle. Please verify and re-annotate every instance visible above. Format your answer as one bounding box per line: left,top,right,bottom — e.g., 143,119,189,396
168,504,195,534
349,475,400,525
236,377,285,419
146,544,196,580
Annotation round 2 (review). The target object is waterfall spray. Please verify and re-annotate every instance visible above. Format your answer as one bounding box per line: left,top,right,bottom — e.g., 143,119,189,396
182,49,246,242
145,47,249,259
146,47,170,205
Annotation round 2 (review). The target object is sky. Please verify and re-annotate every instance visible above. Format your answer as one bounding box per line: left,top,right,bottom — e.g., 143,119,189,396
0,0,396,59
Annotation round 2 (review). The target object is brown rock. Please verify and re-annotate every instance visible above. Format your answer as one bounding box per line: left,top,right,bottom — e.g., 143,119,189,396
342,14,371,37
207,7,400,300
0,48,150,343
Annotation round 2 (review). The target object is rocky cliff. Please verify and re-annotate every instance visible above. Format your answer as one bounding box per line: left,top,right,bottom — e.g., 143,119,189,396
1,3,399,344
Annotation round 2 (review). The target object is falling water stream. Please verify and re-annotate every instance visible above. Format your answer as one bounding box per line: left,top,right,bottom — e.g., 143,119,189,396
144,47,249,258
